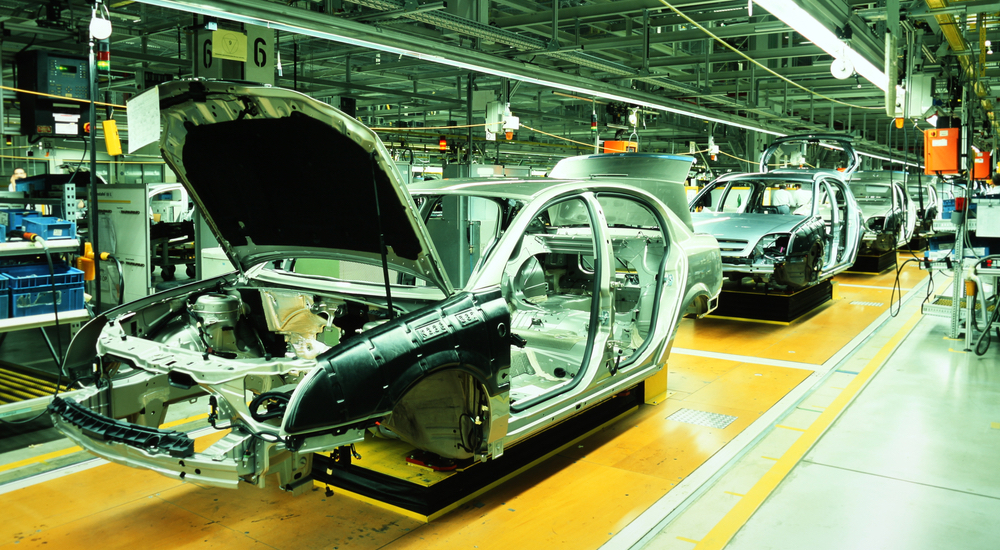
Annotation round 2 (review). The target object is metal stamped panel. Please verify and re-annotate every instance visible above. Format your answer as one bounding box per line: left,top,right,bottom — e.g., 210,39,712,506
667,408,738,430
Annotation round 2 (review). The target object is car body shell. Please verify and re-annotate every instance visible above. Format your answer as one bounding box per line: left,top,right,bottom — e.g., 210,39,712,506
49,81,721,492
848,173,918,253
688,134,864,288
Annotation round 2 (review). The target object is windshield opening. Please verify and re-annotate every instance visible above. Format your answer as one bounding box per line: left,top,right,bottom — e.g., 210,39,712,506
418,194,523,289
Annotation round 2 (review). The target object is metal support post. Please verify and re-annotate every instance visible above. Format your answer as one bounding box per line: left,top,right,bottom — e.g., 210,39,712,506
466,72,473,174
89,23,101,314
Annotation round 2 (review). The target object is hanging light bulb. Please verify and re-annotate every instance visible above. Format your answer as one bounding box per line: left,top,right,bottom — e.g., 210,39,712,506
90,2,112,40
502,103,518,140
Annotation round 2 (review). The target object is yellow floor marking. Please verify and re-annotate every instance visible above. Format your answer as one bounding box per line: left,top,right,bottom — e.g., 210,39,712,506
159,413,209,430
760,456,779,461
0,415,216,474
695,307,923,550
677,537,701,544
723,491,745,497
991,422,1000,430
705,315,791,326
943,336,963,341
948,348,968,354
0,446,83,474
776,425,807,432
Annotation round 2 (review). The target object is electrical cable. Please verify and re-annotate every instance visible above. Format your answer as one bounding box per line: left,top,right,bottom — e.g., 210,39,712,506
886,118,903,318
248,391,291,422
971,255,1000,355
64,140,90,186
0,234,67,425
101,253,125,306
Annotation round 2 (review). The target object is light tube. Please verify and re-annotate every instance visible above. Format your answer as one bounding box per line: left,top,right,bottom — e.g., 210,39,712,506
753,0,888,91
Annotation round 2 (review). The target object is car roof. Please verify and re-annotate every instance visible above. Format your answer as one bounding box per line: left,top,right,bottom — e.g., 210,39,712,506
408,177,590,200
716,169,844,183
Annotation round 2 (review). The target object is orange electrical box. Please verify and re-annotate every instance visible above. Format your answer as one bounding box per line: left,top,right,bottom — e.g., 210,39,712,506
924,128,960,175
974,150,991,180
603,140,638,153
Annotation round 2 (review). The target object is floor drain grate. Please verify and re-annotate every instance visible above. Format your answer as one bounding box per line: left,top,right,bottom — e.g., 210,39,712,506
667,408,738,429
850,301,884,307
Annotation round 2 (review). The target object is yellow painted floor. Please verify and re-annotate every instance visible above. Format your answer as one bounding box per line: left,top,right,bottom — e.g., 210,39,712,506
1,259,929,550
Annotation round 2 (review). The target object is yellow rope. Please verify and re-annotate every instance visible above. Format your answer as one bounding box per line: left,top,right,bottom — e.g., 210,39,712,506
718,149,757,165
0,153,163,164
656,0,883,111
518,124,614,151
0,85,127,109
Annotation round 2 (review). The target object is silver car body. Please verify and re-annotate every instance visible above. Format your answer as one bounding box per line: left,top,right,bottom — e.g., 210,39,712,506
689,134,864,288
903,175,942,233
49,81,721,493
849,172,917,253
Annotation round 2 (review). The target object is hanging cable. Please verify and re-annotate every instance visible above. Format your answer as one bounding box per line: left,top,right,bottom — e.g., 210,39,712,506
0,234,67,425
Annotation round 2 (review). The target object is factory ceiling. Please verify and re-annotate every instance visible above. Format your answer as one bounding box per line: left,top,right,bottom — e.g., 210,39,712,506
1,0,997,172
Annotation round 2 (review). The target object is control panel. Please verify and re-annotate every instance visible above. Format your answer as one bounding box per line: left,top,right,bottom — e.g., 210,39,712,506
16,51,91,137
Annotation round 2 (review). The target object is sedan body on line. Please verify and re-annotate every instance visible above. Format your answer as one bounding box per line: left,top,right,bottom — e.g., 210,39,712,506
49,80,722,493
849,172,917,254
689,134,864,289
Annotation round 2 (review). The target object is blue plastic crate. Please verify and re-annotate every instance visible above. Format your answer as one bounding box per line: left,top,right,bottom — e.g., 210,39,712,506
0,272,7,319
0,263,84,290
0,223,5,243
23,217,76,240
1,263,84,317
11,283,83,317
13,179,45,193
0,209,41,230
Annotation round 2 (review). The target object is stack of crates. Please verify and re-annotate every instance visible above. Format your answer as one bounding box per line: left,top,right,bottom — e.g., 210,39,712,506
0,263,84,317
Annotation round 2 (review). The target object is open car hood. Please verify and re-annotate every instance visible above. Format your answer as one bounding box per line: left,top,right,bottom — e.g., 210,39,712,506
156,79,452,294
760,134,859,175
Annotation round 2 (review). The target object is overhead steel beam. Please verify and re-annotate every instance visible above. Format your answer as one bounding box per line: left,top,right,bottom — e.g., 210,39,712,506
648,45,825,68
491,0,733,28
566,23,785,52
133,0,794,136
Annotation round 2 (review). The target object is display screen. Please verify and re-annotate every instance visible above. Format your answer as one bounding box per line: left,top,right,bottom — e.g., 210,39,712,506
55,64,78,75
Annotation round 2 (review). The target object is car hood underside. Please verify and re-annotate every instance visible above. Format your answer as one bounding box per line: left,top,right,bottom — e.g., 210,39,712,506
156,80,449,291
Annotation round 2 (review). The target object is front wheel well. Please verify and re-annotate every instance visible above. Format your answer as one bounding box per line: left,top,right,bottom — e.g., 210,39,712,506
380,368,493,460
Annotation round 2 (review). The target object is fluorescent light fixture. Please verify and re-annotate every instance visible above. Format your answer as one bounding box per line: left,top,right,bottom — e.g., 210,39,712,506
856,150,922,168
135,0,786,137
753,0,888,91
